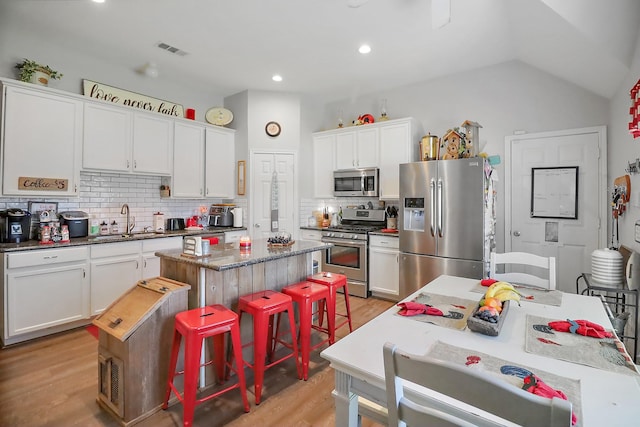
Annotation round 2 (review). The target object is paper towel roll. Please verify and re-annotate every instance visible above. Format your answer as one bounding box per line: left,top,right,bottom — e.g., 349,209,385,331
233,208,243,227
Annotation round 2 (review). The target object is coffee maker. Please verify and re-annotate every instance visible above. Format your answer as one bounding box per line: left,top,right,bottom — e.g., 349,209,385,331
0,209,32,243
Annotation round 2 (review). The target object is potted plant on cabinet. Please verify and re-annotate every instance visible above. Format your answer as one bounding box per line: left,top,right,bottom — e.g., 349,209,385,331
14,59,63,86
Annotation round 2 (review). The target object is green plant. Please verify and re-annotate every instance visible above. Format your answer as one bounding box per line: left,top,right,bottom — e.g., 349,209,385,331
14,59,63,82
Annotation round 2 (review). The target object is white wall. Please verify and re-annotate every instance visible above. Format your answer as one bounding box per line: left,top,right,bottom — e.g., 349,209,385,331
313,60,611,251
0,11,223,123
609,30,640,253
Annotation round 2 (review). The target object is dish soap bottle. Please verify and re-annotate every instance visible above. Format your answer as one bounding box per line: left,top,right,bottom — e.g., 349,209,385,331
100,221,109,236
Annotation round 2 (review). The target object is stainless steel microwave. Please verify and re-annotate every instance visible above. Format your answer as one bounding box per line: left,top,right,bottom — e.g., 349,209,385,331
333,167,379,197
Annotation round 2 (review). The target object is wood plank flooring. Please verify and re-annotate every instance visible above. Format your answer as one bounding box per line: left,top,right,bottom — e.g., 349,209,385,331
0,295,394,427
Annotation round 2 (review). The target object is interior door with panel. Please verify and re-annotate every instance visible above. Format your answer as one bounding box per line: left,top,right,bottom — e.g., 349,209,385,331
251,152,296,239
506,127,606,293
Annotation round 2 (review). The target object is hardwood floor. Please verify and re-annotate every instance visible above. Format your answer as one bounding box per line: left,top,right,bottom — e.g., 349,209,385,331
0,295,394,427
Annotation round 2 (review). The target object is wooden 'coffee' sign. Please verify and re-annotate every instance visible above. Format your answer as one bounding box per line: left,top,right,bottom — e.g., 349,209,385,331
18,177,68,191
82,79,184,118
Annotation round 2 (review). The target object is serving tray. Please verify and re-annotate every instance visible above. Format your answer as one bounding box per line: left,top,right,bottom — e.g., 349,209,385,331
467,300,511,336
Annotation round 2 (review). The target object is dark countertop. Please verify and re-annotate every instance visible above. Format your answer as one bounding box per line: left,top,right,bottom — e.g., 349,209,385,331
156,239,331,271
0,226,246,253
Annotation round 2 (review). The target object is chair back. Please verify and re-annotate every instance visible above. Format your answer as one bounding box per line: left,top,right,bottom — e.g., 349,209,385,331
383,342,572,427
490,251,556,290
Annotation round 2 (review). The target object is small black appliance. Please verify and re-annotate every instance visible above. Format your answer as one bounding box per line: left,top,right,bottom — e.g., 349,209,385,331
59,211,89,238
0,209,32,243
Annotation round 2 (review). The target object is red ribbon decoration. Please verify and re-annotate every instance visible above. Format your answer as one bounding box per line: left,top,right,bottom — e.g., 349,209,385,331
397,302,444,317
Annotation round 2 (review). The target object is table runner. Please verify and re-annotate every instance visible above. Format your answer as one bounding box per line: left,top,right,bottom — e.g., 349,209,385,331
524,314,639,375
395,292,476,330
426,340,583,427
470,282,563,306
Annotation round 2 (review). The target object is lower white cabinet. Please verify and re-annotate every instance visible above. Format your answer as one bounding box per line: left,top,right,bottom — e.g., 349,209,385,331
141,237,183,279
300,229,323,272
90,241,142,315
2,247,89,344
369,235,400,300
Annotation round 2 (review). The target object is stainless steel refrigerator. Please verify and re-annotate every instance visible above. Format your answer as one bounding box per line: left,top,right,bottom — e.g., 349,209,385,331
399,158,495,298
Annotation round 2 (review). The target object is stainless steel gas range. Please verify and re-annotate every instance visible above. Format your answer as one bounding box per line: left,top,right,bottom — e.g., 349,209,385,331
320,208,386,298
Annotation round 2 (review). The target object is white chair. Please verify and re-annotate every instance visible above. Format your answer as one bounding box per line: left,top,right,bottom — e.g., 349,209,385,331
383,342,573,427
490,251,557,290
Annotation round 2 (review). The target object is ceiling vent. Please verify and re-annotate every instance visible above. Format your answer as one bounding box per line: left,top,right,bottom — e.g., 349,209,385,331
156,42,189,57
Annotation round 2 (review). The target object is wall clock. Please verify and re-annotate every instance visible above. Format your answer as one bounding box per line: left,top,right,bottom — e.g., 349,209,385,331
265,121,281,137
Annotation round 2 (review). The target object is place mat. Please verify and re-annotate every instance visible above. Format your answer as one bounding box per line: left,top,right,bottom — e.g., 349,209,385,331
470,282,563,306
427,340,583,427
395,292,477,330
525,314,639,376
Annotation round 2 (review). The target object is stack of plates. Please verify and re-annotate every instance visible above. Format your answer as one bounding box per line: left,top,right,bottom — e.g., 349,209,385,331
591,248,624,284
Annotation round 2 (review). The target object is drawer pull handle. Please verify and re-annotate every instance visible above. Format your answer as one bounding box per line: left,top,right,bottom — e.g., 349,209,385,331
43,255,58,260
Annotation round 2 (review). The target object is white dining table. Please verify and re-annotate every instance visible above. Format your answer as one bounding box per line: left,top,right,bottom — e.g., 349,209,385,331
320,275,640,427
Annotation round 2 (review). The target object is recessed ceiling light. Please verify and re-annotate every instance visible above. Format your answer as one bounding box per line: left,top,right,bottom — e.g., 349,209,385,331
358,44,371,54
272,75,283,82
92,0,106,3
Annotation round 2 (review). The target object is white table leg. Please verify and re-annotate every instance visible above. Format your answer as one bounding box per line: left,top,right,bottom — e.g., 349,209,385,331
332,370,359,427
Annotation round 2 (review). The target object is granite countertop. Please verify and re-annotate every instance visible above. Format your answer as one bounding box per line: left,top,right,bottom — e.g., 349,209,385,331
155,239,331,271
0,226,246,253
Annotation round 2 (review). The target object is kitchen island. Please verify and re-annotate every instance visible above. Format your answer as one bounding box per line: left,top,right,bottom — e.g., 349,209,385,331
155,239,331,310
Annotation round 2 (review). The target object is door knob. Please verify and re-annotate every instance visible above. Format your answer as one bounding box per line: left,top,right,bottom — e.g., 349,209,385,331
513,230,521,237
255,224,261,228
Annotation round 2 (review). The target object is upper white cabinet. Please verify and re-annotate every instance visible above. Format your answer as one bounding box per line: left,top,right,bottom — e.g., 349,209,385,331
335,127,379,169
1,83,82,197
82,102,173,175
205,126,235,198
83,102,132,172
378,118,422,199
132,112,173,175
312,118,421,200
172,121,205,198
312,133,336,198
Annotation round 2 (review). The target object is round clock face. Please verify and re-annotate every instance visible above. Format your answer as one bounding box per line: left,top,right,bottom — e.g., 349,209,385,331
265,121,281,137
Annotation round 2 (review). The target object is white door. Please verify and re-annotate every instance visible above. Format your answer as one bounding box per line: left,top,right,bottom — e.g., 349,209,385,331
250,152,296,239
505,127,607,293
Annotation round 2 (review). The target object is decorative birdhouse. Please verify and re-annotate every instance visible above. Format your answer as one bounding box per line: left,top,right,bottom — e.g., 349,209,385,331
460,120,482,157
440,129,462,160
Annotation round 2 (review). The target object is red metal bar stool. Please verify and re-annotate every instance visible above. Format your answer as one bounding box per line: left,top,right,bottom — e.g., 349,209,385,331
281,281,334,380
237,290,300,405
307,272,353,343
163,304,249,427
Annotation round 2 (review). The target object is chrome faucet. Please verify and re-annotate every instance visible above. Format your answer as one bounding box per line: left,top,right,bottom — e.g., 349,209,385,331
120,203,133,235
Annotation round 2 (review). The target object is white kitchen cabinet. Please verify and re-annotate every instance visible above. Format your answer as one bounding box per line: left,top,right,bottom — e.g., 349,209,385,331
83,102,132,172
224,230,246,248
312,133,336,198
132,112,173,175
335,127,379,169
378,118,422,200
2,247,89,345
141,236,183,279
369,234,400,300
205,127,235,198
90,241,142,315
82,104,173,175
172,121,205,198
1,82,82,197
300,229,324,272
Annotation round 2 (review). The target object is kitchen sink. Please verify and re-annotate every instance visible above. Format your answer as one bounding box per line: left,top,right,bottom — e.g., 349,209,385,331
89,232,159,241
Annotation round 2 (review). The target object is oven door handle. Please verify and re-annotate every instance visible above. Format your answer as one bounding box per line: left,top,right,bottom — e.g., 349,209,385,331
321,237,367,247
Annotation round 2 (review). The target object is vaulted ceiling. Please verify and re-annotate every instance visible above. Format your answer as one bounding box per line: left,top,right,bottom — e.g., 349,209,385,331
3,0,639,102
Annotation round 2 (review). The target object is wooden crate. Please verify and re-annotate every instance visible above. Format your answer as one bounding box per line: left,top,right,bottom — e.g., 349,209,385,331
93,277,190,426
